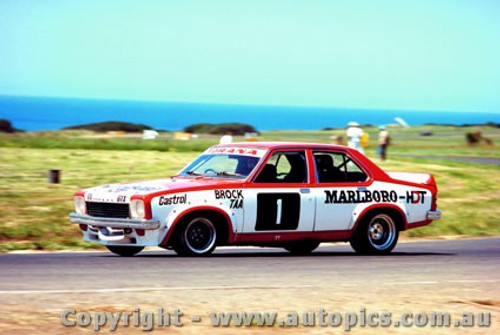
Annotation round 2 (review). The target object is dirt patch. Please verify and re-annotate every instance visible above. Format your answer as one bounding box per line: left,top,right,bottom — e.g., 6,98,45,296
1,284,498,334
449,299,500,309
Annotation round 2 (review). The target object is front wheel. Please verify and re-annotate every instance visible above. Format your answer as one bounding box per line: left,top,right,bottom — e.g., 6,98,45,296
174,217,217,256
350,213,399,255
106,246,144,257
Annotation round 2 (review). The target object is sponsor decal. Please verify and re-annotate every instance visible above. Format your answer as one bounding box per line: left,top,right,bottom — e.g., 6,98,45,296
102,185,163,193
158,194,187,206
325,190,397,204
214,190,244,199
230,199,243,209
206,147,266,157
117,195,127,203
215,190,244,209
324,190,426,204
405,190,426,204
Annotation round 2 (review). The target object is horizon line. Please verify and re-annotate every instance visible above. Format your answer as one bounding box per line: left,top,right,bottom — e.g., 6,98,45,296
1,93,498,115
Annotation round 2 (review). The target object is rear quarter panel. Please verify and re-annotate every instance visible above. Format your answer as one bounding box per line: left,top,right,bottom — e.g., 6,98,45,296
355,181,433,226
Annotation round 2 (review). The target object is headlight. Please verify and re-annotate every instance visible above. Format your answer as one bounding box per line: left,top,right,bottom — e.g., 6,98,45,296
74,196,86,214
130,200,145,219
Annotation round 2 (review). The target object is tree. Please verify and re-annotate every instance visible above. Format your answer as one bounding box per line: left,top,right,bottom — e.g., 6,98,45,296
0,119,21,133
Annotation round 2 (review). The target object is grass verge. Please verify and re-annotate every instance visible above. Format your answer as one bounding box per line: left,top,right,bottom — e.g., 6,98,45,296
0,125,498,251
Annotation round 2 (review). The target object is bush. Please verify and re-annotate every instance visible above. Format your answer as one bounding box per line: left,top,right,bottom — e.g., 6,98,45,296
63,121,153,132
184,123,258,135
0,119,22,133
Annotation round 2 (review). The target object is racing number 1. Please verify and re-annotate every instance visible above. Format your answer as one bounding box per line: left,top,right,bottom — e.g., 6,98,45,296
255,193,300,231
276,199,282,225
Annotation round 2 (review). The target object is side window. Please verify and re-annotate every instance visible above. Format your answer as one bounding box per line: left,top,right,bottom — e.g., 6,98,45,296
254,151,307,183
314,152,367,183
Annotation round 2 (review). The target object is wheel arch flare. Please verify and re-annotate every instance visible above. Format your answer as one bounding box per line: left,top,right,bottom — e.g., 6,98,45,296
349,202,409,233
159,201,237,246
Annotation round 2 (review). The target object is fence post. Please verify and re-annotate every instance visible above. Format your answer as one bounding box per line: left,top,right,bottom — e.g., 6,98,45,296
48,169,60,184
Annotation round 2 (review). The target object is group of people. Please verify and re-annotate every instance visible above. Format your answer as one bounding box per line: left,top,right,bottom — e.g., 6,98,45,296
218,122,390,161
346,122,390,161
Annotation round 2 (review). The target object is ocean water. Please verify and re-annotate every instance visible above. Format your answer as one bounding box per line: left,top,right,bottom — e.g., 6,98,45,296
0,95,498,131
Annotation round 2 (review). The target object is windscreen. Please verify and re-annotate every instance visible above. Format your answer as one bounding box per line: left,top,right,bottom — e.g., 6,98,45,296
178,154,260,179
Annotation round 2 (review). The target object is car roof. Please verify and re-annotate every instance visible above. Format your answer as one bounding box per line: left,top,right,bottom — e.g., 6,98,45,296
213,142,350,151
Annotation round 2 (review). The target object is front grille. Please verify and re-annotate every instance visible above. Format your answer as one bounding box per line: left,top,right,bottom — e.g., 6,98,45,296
86,202,130,218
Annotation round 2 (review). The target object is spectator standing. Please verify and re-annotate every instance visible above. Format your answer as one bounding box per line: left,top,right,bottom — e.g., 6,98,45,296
378,125,390,161
219,132,233,144
346,122,364,154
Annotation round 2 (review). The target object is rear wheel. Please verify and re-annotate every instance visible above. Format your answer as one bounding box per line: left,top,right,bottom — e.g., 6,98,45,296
350,213,399,255
174,217,217,256
106,246,144,257
284,240,320,255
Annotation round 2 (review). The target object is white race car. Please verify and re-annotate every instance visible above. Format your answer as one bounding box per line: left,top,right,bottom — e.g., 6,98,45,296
70,142,441,256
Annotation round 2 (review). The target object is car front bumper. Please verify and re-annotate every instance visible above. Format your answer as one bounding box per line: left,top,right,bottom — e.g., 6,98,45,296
426,210,442,220
69,212,161,230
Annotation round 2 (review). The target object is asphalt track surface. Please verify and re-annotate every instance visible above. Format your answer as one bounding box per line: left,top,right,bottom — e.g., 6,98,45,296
0,238,499,293
1,238,499,334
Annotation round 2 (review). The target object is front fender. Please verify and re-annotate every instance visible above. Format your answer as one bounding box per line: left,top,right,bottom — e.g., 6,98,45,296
159,202,237,246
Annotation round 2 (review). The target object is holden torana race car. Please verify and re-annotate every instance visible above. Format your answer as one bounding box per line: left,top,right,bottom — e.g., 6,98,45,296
70,142,441,256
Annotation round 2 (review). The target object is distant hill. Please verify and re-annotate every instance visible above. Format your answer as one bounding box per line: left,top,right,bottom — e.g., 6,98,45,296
423,122,500,128
184,123,258,135
64,121,154,132
0,119,23,133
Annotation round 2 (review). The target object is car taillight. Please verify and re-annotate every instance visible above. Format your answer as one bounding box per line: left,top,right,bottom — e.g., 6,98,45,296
431,192,437,210
426,175,438,211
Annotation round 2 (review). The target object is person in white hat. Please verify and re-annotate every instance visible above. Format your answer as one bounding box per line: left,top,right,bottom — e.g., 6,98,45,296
346,121,364,154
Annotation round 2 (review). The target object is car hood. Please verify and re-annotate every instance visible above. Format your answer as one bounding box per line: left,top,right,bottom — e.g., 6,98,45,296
82,177,244,203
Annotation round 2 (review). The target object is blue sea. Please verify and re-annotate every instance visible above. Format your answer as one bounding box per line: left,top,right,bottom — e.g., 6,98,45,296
0,95,498,131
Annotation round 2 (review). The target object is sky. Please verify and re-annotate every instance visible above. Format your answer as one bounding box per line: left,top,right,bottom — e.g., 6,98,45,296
0,0,499,112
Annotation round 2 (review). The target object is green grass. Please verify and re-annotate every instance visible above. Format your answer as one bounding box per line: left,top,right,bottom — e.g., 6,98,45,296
0,125,499,251
1,124,499,158
262,125,500,158
0,130,219,152
0,148,197,252
376,158,500,237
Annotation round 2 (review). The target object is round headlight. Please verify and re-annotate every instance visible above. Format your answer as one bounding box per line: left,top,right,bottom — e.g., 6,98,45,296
130,200,145,219
74,196,86,215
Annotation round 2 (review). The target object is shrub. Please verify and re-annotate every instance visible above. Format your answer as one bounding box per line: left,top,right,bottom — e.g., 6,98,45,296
184,123,258,135
0,119,22,133
63,121,153,132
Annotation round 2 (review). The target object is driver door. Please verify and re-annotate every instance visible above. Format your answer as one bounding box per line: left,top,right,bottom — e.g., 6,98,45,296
241,150,315,237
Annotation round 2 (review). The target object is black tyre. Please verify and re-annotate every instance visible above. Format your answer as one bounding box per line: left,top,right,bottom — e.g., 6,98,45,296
174,217,217,256
350,213,399,255
106,246,144,257
284,240,320,255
